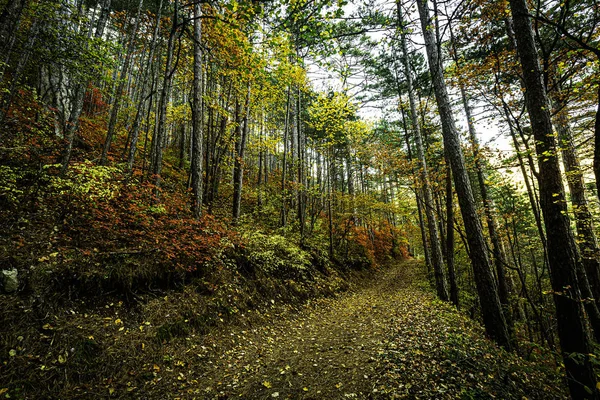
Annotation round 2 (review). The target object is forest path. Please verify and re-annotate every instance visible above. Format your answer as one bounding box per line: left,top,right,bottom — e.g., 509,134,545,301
190,259,566,400
195,259,416,399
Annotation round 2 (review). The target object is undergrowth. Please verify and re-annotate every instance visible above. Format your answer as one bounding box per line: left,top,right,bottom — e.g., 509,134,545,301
0,159,385,400
0,93,405,399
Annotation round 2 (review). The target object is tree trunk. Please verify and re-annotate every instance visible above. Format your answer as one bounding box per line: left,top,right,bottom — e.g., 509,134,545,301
445,156,459,308
126,0,163,172
0,0,28,78
233,85,251,221
281,87,291,227
149,0,178,187
297,86,306,240
398,1,448,301
553,93,600,339
257,108,264,208
191,0,203,218
459,81,513,332
100,0,143,165
328,148,334,259
401,104,432,278
58,0,111,173
508,0,598,396
594,85,600,204
417,0,511,350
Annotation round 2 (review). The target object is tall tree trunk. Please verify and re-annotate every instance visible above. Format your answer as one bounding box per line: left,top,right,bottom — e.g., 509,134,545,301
459,76,513,331
233,85,251,221
448,6,512,321
257,107,264,208
0,20,39,124
150,0,178,187
59,0,111,173
0,0,28,79
508,0,598,396
400,104,432,277
553,92,600,337
417,0,511,350
100,0,143,165
445,156,459,308
281,88,291,227
126,0,163,172
297,86,306,240
191,0,203,218
398,1,448,301
594,85,600,204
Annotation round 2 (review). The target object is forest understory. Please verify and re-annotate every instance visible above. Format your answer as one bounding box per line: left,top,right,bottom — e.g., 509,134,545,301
0,258,567,399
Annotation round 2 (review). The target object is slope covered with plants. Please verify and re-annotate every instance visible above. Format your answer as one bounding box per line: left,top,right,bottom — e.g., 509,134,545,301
1,0,600,397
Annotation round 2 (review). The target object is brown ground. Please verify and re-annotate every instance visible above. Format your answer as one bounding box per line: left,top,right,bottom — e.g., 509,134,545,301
192,260,415,400
182,259,566,400
3,259,566,399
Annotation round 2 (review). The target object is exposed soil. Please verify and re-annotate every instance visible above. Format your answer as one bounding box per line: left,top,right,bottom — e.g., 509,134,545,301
193,260,413,400
183,259,566,400
1,259,567,399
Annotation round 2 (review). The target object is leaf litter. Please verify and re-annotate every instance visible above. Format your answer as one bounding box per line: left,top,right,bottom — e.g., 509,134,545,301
187,260,567,399
0,259,568,399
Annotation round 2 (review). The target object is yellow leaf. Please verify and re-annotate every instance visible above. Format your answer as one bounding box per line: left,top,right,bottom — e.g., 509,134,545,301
114,319,122,325
303,387,309,392
262,381,272,388
0,388,8,395
58,354,66,364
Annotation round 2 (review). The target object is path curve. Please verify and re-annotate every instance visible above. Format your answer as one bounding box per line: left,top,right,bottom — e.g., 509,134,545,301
195,259,416,399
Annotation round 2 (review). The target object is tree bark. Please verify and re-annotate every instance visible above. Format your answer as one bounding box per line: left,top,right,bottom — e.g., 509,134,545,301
281,87,291,227
553,93,600,340
58,0,111,173
126,0,163,172
445,157,459,308
594,85,600,204
233,85,251,221
191,0,203,218
508,0,598,396
398,1,448,301
417,0,511,350
399,80,431,278
458,78,513,334
149,0,178,187
101,0,144,165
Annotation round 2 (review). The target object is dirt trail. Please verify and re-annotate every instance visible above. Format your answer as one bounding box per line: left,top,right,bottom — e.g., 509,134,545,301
183,259,566,400
194,260,416,399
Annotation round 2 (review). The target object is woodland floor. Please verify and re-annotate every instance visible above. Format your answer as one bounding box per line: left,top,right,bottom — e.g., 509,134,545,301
182,260,567,400
1,259,569,399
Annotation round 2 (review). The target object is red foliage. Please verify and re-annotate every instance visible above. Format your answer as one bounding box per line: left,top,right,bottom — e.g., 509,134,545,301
53,176,239,273
83,84,109,116
344,219,408,266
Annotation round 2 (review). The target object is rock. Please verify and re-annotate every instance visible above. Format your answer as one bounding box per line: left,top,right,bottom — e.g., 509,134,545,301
2,268,18,293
